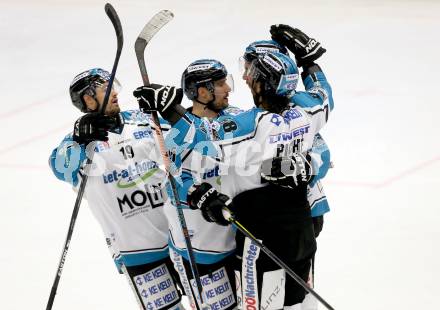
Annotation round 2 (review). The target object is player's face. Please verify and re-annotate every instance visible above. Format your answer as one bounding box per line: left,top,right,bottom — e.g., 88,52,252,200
95,81,121,116
212,77,232,109
242,60,252,87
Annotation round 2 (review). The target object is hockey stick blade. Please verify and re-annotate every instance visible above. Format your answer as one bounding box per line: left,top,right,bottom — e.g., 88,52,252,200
135,10,174,85
100,3,124,114
46,4,123,310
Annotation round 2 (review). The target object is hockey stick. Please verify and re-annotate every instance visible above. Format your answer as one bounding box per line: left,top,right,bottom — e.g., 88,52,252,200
45,4,123,310
222,209,336,310
134,11,208,310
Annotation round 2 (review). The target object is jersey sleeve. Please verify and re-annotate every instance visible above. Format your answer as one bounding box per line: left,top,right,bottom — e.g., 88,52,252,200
291,65,334,136
48,134,87,187
167,112,222,166
309,133,331,186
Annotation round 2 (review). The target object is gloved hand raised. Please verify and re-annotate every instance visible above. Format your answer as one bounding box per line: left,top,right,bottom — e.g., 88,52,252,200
261,153,314,189
270,24,326,67
187,182,233,226
72,112,121,145
133,84,183,118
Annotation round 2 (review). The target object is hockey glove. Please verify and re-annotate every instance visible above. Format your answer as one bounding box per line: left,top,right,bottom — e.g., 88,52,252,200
261,153,314,189
133,84,183,119
187,182,233,226
270,24,326,67
72,112,121,145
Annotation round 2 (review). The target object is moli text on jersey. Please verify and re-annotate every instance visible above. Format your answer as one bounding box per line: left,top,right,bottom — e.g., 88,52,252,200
102,160,160,189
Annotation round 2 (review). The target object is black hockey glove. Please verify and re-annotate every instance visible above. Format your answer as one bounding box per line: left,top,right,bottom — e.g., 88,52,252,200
72,112,121,145
261,153,314,189
133,84,183,119
187,182,233,226
270,24,326,67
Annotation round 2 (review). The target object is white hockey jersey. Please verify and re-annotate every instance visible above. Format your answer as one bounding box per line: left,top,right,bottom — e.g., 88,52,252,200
165,68,332,263
49,110,172,270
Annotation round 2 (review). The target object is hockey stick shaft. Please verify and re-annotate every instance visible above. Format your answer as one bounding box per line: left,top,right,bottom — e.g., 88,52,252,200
46,4,123,309
134,11,207,309
228,214,335,310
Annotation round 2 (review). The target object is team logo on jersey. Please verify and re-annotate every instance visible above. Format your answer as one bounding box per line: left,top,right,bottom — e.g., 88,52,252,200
220,118,238,133
102,160,160,189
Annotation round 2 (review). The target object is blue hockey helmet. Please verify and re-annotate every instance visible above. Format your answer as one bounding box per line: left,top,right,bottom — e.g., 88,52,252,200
69,68,120,112
247,51,299,97
243,40,289,63
181,59,229,100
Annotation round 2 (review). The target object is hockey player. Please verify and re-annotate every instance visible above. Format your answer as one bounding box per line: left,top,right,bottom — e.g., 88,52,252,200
48,68,184,310
136,60,239,310
135,58,311,309
133,48,332,309
240,29,332,309
241,38,332,238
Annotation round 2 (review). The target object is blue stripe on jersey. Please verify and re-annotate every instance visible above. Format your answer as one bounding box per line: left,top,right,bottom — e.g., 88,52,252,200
315,146,331,181
168,240,235,265
309,133,331,186
114,247,170,270
311,197,330,217
301,71,334,111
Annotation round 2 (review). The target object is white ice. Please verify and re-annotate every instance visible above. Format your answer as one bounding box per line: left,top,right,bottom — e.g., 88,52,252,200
1,0,439,309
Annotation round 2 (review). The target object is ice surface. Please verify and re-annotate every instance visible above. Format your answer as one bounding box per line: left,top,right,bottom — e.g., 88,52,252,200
1,0,439,309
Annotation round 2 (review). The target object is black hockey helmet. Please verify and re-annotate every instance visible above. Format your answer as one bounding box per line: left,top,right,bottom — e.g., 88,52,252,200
69,68,120,112
181,59,228,100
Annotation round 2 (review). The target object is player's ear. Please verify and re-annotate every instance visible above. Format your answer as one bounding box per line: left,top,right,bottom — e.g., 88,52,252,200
197,87,210,101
